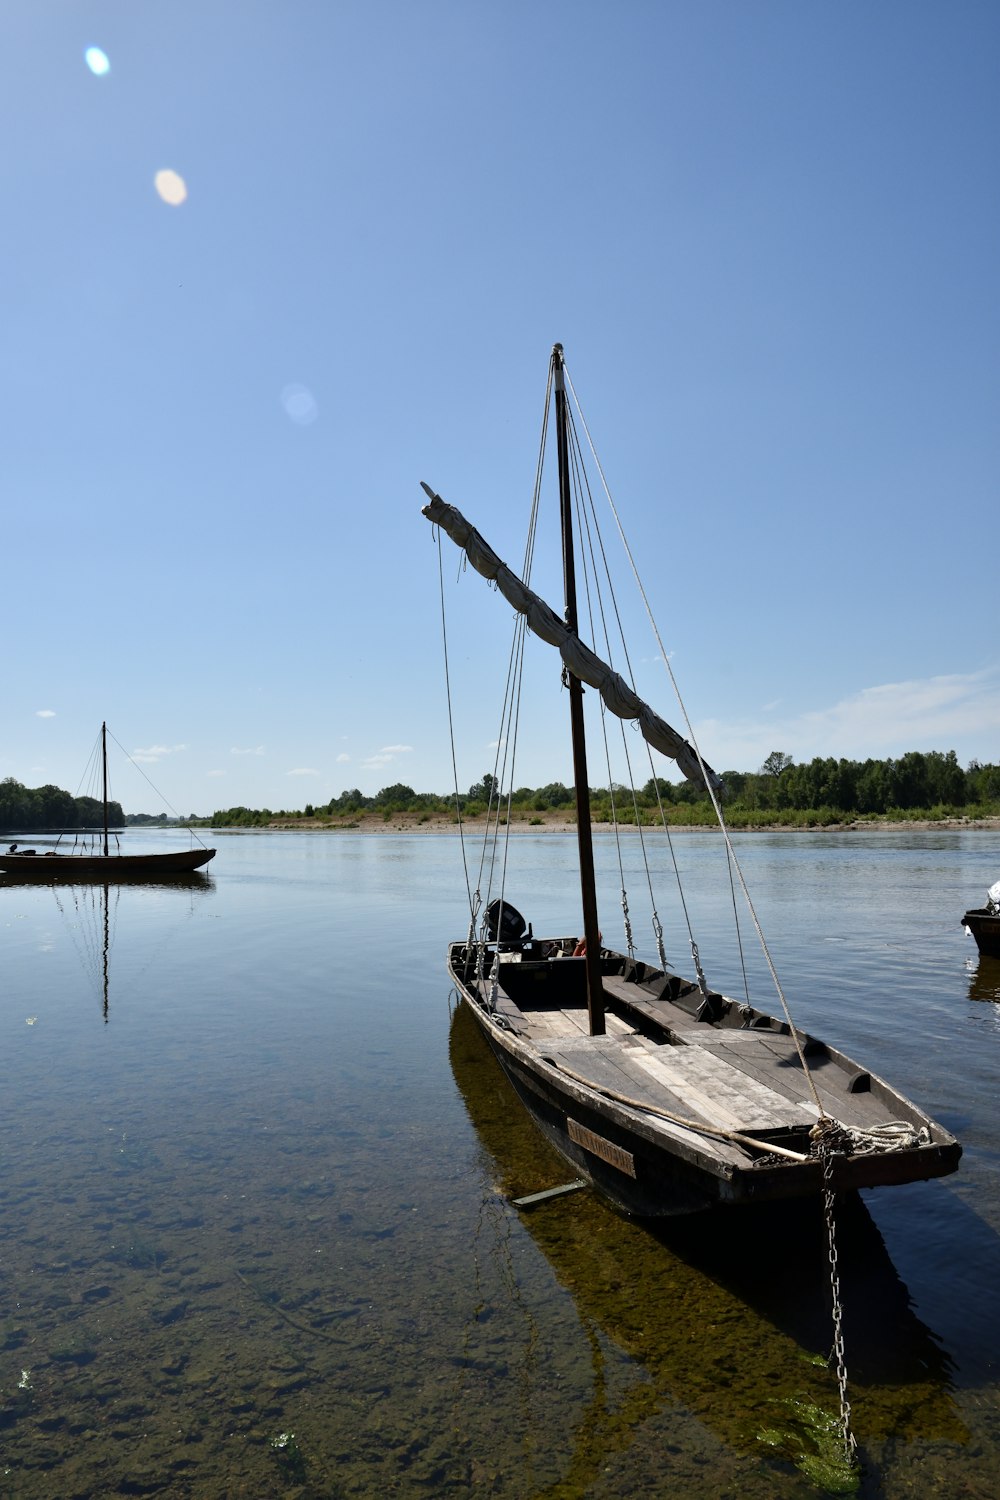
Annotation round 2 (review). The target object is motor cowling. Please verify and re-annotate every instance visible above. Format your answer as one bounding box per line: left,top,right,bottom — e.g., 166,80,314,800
485,899,527,944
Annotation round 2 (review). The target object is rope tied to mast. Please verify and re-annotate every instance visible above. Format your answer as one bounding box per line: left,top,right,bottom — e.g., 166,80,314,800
562,366,827,1120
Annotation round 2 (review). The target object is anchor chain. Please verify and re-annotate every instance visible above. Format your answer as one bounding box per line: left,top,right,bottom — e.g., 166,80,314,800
818,1131,859,1469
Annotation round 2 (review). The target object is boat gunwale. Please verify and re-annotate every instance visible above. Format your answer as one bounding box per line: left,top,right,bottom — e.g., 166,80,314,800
446,938,961,1198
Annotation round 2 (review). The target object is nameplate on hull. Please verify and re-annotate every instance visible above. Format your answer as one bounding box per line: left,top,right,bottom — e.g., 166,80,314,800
568,1118,636,1178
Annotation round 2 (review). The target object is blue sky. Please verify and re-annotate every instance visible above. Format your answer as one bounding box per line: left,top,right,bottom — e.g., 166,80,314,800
3,1,997,815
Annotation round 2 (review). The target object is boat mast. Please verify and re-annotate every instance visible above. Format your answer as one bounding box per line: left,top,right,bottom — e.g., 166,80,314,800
552,344,606,1037
101,721,109,858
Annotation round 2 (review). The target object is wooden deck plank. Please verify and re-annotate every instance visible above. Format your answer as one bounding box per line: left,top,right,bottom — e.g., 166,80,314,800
524,1007,634,1043
544,1033,812,1134
545,1043,724,1134
601,976,885,1127
628,1045,818,1131
702,1036,890,1129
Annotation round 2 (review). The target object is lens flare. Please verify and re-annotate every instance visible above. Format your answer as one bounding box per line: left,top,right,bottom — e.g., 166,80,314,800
281,385,319,426
154,169,188,206
84,47,110,76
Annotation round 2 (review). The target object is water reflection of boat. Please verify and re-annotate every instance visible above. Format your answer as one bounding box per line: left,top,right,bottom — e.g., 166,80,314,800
967,956,1000,1005
449,996,966,1481
39,874,214,1022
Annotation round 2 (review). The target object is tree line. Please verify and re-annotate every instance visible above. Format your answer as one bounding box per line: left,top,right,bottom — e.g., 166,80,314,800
7,751,997,832
206,750,1000,828
0,777,125,832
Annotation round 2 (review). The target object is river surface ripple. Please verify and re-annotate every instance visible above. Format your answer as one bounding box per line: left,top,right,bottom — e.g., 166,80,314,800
1,827,998,1498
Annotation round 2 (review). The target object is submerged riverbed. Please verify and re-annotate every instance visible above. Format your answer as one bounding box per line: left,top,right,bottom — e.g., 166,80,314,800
2,828,998,1497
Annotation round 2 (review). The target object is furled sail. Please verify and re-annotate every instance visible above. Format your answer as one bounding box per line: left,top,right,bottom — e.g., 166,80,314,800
421,484,723,795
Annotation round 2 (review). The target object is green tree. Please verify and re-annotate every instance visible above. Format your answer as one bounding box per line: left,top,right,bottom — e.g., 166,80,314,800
468,772,499,802
376,783,416,807
760,751,794,777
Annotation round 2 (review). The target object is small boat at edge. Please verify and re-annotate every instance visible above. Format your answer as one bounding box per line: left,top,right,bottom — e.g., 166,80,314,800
962,882,1000,958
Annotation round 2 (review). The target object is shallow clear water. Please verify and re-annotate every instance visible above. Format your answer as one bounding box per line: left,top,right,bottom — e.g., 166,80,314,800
1,827,998,1497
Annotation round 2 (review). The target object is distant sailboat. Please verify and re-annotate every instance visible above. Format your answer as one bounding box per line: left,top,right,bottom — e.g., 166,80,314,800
0,723,215,879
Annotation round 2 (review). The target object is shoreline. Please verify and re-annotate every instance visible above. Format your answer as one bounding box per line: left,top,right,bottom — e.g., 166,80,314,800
239,813,1000,836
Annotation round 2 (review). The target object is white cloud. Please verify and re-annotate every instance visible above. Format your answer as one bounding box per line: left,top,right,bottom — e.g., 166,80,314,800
360,742,414,772
36,709,56,718
697,669,1000,771
336,752,350,763
231,745,265,756
132,743,187,764
286,767,319,776
207,769,225,778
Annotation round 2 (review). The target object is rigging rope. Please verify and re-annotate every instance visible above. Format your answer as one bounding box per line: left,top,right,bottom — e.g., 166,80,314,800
435,528,474,921
450,369,557,1008
564,364,825,1119
104,728,212,850
569,409,667,969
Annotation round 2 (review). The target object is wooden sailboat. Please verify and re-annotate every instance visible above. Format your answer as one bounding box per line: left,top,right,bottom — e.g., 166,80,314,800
422,344,960,1217
0,723,215,879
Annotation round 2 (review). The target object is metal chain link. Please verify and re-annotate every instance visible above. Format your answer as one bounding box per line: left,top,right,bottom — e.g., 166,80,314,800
820,1140,859,1468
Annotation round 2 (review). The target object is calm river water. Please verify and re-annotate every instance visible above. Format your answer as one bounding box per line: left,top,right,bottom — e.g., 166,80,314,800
2,827,998,1498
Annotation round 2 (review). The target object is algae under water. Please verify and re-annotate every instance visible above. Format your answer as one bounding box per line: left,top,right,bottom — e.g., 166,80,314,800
1,828,998,1497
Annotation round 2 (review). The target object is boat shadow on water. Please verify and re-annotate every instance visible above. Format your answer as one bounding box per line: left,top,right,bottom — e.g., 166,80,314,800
449,996,967,1494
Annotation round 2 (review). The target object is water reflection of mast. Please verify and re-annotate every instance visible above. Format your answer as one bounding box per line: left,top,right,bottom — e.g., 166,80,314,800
52,880,119,1022
100,880,110,1021
48,873,214,1022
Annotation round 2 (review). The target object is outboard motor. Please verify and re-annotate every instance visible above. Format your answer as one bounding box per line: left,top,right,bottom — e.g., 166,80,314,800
485,899,528,946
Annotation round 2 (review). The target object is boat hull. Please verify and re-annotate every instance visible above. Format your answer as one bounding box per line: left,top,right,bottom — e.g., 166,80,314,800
0,848,216,879
449,941,961,1218
962,909,1000,959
